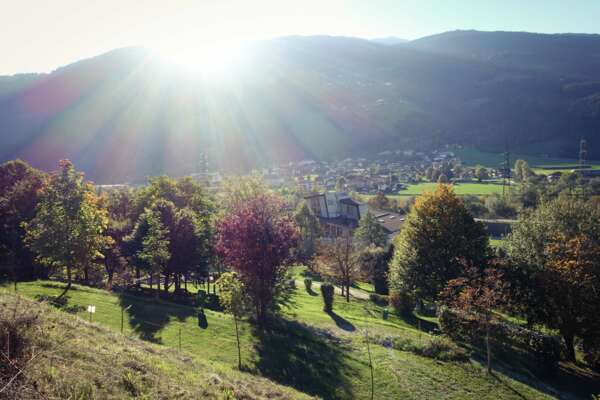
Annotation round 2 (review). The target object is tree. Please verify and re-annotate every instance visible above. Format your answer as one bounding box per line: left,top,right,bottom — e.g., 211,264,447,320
354,210,387,248
102,188,134,289
442,264,505,374
506,198,600,361
216,272,249,370
474,165,489,182
216,194,299,325
317,234,360,302
368,192,392,212
138,208,170,298
358,244,393,294
437,173,449,183
25,160,108,298
0,160,46,285
514,160,534,182
388,184,490,302
294,201,321,266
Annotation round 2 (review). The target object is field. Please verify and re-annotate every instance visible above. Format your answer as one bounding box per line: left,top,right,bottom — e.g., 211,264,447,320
453,147,600,174
4,272,599,399
364,181,506,198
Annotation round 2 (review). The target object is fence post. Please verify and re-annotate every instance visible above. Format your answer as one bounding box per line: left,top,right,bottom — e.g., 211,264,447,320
179,326,182,352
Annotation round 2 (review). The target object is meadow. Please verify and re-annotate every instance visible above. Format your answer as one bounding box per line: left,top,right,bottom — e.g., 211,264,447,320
4,272,598,399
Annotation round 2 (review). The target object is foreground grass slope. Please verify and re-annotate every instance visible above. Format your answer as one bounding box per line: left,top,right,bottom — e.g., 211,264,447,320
0,292,311,400
4,278,594,400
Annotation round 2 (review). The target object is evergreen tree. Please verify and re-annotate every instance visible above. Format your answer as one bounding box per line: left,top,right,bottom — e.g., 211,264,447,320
354,211,387,248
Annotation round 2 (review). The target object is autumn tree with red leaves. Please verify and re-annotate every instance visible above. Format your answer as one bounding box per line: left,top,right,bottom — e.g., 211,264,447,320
216,194,299,325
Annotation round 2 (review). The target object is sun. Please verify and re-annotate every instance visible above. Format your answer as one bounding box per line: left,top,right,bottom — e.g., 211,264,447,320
151,38,253,81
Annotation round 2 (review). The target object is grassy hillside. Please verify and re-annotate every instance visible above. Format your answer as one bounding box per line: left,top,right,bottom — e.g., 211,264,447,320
0,291,311,400
4,274,599,399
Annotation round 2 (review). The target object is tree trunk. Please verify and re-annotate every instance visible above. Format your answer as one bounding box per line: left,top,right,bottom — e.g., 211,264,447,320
83,264,89,285
346,281,350,303
184,275,188,292
234,315,242,370
164,273,169,293
149,274,153,289
563,333,576,362
136,267,141,287
107,270,114,290
57,266,72,299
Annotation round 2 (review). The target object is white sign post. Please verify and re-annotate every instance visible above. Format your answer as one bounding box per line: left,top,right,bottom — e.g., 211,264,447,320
87,305,96,322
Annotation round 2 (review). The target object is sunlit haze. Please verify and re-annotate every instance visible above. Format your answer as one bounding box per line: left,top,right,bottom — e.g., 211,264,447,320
2,0,600,75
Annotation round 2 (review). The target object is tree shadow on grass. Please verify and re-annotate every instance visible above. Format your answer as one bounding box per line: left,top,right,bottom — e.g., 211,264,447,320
252,319,357,399
401,313,439,334
327,311,356,332
305,287,318,296
35,294,85,314
117,288,195,344
460,338,600,399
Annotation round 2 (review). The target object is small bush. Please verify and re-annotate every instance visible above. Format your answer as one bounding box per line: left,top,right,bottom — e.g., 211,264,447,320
372,334,468,362
320,283,334,313
304,278,312,292
389,291,414,316
369,293,389,306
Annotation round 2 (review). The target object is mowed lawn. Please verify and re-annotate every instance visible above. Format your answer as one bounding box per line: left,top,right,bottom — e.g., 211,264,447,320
1,278,588,399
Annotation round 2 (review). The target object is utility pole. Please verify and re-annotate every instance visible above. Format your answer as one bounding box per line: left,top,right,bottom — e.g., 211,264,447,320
501,149,511,198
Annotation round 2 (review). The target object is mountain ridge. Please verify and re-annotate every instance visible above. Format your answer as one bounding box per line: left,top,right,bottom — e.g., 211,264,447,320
0,30,599,182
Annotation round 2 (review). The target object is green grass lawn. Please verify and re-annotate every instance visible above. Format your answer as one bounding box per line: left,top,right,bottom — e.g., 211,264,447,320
364,181,506,198
3,276,597,399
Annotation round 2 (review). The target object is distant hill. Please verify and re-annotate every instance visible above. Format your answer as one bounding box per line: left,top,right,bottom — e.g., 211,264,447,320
370,37,408,45
1,31,600,182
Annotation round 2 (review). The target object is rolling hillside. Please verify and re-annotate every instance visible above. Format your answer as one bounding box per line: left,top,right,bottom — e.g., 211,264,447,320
1,31,599,182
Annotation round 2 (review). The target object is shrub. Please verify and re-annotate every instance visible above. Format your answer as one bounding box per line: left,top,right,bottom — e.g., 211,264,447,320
372,334,468,362
304,278,312,292
320,283,334,312
369,293,389,306
439,307,562,371
582,336,600,370
389,291,414,316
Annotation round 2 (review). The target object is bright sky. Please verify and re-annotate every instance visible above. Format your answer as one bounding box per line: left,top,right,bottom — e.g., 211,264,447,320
2,0,600,75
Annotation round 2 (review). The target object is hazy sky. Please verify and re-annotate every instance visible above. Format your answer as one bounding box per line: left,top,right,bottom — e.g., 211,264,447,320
2,0,600,75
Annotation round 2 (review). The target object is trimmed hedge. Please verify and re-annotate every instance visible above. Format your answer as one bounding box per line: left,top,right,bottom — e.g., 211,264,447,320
304,278,312,292
320,283,334,313
439,307,562,371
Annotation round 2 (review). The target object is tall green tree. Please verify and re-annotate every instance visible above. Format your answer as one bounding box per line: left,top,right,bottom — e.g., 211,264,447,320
0,160,46,284
138,207,170,297
506,198,600,361
354,210,387,248
388,184,490,302
25,160,108,298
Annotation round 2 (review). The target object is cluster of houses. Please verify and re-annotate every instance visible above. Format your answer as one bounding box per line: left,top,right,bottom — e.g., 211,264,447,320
304,191,404,242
